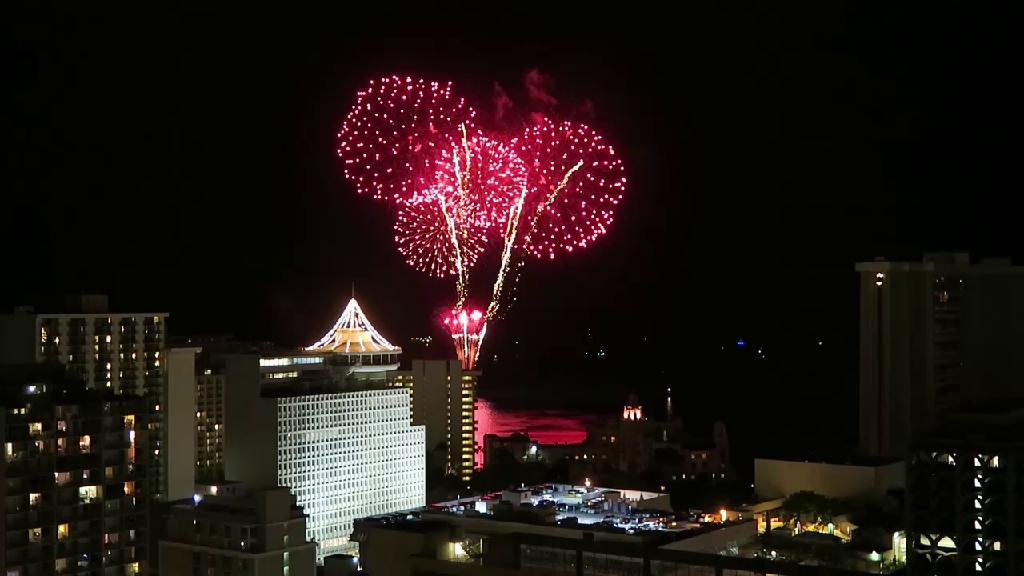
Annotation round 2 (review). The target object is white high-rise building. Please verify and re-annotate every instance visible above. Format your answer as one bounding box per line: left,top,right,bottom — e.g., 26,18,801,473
221,298,425,562
277,390,425,558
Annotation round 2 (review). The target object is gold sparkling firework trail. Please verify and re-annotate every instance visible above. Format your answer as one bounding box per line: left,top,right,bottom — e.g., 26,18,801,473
445,123,474,307
485,159,584,322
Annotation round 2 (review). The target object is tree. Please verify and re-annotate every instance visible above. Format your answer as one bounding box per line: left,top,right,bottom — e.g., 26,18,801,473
782,491,841,523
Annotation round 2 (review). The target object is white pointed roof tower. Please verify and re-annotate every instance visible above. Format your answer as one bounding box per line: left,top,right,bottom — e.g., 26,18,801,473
307,297,401,354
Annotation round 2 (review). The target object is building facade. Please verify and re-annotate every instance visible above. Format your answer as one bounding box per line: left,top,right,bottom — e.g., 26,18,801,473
160,486,316,576
857,253,1024,457
221,298,426,563
391,359,477,483
276,388,424,560
0,298,186,502
565,395,730,483
195,370,226,482
907,410,1023,576
1,365,149,575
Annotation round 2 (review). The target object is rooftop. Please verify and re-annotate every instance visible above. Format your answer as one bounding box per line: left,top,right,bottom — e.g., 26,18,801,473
306,298,401,354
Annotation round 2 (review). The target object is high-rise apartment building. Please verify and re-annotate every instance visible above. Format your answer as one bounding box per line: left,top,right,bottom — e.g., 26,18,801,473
0,297,166,398
0,297,193,502
391,359,477,483
1,364,149,575
857,253,1024,457
219,298,426,562
195,369,226,482
160,486,316,576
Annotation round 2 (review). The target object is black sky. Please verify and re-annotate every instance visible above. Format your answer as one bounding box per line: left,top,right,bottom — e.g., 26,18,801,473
4,4,1020,457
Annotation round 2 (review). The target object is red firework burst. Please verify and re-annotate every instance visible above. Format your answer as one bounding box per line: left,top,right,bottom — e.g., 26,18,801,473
394,135,525,277
337,76,476,202
517,117,626,259
429,134,525,228
394,188,487,277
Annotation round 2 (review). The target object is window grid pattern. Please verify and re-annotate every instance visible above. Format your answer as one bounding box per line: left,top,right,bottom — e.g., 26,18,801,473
277,389,425,562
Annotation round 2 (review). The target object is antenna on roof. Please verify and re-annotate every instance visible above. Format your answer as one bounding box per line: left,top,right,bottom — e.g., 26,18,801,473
352,281,356,300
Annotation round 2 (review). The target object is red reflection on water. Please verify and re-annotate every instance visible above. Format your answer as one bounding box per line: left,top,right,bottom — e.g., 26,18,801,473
475,399,589,468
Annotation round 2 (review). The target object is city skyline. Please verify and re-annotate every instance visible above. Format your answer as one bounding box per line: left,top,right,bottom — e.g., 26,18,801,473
2,4,1022,574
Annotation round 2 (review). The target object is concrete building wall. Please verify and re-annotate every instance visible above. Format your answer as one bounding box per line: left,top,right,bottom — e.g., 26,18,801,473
358,527,431,576
962,270,1024,404
754,458,905,500
660,521,757,553
858,263,935,458
166,347,199,501
0,314,35,364
417,512,642,544
858,255,1024,458
158,542,193,575
402,360,450,450
222,354,278,489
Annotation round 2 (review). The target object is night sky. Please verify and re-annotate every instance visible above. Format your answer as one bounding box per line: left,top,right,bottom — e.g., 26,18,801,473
4,5,1019,461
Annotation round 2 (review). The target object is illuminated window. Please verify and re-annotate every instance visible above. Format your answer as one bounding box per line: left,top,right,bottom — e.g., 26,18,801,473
29,493,42,507
124,481,135,495
79,435,91,453
29,422,42,436
57,523,69,541
55,472,71,485
266,371,299,380
124,415,135,430
79,485,99,503
5,442,13,461
29,527,42,543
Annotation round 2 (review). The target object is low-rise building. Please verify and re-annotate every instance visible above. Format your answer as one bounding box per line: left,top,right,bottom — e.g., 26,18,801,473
754,457,905,500
354,506,882,576
160,486,316,575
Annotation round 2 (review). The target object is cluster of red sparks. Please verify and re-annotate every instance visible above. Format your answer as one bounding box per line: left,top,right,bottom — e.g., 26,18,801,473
441,307,486,373
337,75,627,368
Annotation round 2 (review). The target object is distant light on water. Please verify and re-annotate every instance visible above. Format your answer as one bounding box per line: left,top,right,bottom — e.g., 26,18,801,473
475,399,589,468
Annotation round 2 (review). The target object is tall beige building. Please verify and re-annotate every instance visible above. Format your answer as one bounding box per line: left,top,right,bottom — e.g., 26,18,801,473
160,487,316,576
392,359,477,483
857,253,1024,457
